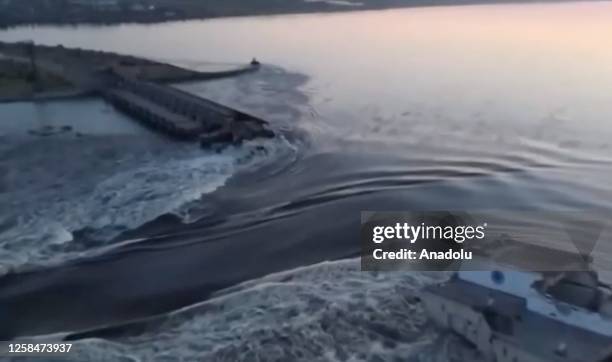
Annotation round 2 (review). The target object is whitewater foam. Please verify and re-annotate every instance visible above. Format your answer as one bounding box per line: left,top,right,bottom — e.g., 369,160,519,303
62,259,456,362
0,135,295,273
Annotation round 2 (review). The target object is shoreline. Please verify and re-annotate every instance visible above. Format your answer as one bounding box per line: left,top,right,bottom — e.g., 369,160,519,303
0,89,93,104
0,0,594,29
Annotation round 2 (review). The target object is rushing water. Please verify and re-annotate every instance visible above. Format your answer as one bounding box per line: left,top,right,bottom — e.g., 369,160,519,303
1,2,612,361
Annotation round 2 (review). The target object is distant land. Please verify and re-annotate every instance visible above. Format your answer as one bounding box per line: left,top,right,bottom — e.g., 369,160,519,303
0,0,597,28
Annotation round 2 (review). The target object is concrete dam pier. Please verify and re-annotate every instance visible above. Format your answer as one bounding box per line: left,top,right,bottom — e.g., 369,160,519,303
103,77,274,146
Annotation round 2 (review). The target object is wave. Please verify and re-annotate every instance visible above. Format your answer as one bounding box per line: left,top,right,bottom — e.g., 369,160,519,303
0,135,296,274
63,259,460,362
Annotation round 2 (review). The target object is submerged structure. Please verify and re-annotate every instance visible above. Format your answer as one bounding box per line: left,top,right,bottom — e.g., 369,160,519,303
422,262,612,362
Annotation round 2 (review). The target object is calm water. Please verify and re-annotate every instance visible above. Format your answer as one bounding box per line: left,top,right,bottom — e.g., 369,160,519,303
1,2,612,360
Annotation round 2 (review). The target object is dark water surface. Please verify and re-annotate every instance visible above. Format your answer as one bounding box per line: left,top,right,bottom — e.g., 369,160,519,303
1,2,612,360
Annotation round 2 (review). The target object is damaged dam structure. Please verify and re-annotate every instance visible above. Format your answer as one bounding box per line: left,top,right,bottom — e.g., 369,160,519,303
102,77,274,146
0,41,274,147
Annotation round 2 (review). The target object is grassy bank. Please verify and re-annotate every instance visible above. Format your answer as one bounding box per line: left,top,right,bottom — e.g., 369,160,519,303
0,58,73,100
0,0,591,28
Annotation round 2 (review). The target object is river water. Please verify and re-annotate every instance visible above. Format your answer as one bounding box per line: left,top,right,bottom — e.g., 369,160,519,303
0,2,611,361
